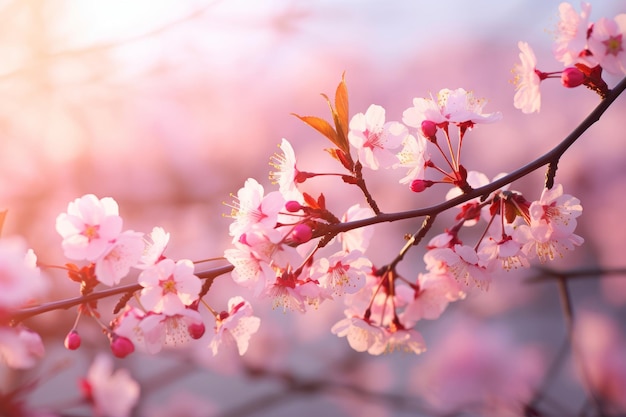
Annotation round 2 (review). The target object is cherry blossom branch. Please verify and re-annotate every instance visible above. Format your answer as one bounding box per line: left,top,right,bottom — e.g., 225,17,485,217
9,264,234,324
10,76,626,326
321,75,626,235
388,214,436,271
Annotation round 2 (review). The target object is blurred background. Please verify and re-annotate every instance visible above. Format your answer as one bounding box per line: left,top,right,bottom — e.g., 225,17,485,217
2,0,626,416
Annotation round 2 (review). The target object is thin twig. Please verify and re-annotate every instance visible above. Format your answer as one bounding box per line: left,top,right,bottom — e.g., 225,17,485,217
556,276,604,416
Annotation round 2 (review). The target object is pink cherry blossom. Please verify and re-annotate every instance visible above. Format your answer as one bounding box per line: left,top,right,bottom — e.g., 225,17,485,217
519,222,584,263
296,278,333,309
348,104,406,170
378,328,426,355
425,244,492,290
402,96,447,129
553,2,593,66
137,226,170,269
395,133,430,184
331,314,386,354
436,88,502,124
338,204,375,253
513,41,542,113
224,241,278,296
479,231,530,271
269,138,304,199
588,15,626,75
528,183,583,239
518,184,584,262
404,88,501,127
0,238,49,310
311,250,371,296
209,296,261,356
139,258,202,315
56,194,123,261
138,309,205,354
81,354,140,417
399,272,466,326
269,269,307,312
227,178,285,239
0,326,45,369
94,230,145,286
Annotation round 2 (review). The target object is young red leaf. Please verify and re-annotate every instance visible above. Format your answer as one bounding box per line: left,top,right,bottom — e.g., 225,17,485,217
292,114,340,148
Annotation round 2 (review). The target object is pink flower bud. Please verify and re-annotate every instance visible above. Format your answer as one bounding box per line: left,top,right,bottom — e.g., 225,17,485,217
64,330,81,350
421,120,437,138
561,67,585,88
188,322,206,340
110,335,134,358
285,201,303,212
291,224,313,243
410,179,434,193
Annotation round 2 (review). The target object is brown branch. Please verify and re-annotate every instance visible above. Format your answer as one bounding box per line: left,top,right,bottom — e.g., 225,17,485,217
526,267,626,283
9,264,233,324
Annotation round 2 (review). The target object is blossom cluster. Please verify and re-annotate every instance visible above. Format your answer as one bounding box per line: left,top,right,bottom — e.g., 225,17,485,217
513,2,626,113
51,194,261,360
225,81,584,354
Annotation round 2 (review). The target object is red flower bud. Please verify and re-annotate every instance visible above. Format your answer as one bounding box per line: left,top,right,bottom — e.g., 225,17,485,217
291,224,313,243
64,330,81,350
421,120,438,138
188,322,206,340
561,67,585,88
410,179,434,193
285,201,303,212
110,335,134,358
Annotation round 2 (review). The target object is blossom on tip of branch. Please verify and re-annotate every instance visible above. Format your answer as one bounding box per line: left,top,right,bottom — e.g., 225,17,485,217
348,104,406,170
